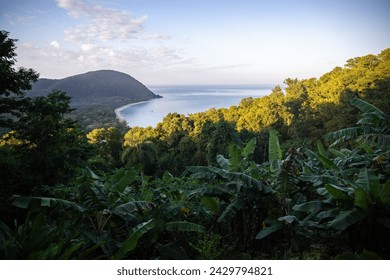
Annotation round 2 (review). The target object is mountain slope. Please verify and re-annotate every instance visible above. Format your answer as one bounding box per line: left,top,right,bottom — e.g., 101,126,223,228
28,70,160,108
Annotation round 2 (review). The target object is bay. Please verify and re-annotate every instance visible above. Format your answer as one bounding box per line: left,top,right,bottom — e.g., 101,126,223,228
116,85,273,128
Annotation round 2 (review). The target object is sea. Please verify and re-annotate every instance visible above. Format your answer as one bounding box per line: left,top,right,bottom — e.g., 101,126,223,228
116,85,274,128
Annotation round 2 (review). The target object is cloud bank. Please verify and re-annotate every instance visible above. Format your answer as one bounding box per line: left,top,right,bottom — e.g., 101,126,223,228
12,0,192,81
57,0,148,42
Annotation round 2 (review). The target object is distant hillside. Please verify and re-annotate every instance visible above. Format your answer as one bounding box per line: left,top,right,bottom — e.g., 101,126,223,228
28,70,160,108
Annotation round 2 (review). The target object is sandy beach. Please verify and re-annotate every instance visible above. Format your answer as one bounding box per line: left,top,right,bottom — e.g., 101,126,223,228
114,100,150,123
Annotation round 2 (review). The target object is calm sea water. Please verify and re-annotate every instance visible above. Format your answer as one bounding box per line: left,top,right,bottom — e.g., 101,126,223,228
117,85,273,127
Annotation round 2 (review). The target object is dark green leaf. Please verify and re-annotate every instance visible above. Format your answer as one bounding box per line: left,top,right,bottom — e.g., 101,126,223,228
165,221,205,232
10,196,85,212
317,209,341,220
112,201,154,217
114,219,155,259
269,129,282,163
317,140,327,157
317,153,340,172
255,219,283,240
242,138,256,158
293,201,326,213
325,184,351,200
351,98,383,114
216,154,229,170
329,209,367,231
278,215,297,224
111,166,140,193
354,188,371,211
200,196,220,215
356,168,380,197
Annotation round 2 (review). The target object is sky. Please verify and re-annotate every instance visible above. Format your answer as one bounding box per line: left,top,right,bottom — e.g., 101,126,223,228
1,0,389,85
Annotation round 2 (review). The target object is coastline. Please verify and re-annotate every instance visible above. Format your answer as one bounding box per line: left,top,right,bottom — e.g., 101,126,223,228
114,85,271,128
114,100,150,123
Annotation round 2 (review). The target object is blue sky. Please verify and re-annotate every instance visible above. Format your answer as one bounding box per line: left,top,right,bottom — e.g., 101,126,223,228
1,0,389,85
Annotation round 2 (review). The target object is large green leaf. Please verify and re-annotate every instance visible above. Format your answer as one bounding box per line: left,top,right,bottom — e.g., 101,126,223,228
109,166,141,193
268,129,282,163
189,166,272,194
325,184,351,200
278,215,297,224
226,171,272,193
354,188,371,212
216,154,229,170
275,158,296,193
188,166,217,180
165,221,205,232
324,127,360,146
292,201,326,213
217,196,244,223
114,219,155,259
242,138,256,158
200,196,220,215
228,144,241,171
317,140,327,157
112,201,154,217
317,209,341,221
356,168,380,197
329,208,367,231
351,98,384,114
11,196,85,212
255,219,283,240
359,133,390,149
317,153,340,172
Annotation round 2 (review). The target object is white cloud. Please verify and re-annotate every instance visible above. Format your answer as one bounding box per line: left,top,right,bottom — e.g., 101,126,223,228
10,0,195,84
16,41,193,81
56,0,147,42
108,50,115,57
50,41,60,49
142,33,172,41
80,43,95,51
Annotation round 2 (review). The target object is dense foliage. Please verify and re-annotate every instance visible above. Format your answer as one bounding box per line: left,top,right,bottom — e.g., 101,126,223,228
0,30,389,259
69,104,127,131
121,48,390,175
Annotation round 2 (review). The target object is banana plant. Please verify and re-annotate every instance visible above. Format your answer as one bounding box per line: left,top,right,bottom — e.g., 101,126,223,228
188,138,275,249
290,98,390,256
255,130,308,248
0,211,85,259
325,98,390,149
7,166,156,259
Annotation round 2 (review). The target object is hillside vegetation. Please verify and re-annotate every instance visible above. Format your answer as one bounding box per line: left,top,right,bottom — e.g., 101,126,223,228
0,30,389,260
120,48,390,175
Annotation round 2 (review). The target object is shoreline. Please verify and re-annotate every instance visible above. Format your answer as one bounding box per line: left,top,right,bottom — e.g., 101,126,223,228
114,100,150,123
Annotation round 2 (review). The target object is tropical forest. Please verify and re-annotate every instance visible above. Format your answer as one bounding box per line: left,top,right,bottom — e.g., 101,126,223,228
1,30,389,260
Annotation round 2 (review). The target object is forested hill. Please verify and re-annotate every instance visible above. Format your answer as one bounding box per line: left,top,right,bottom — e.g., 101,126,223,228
28,70,160,108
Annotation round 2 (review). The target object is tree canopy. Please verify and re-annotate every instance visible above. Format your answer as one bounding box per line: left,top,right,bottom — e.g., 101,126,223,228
0,31,90,198
0,30,39,129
